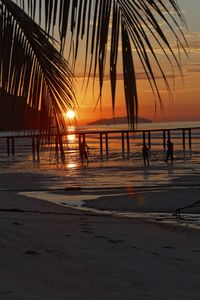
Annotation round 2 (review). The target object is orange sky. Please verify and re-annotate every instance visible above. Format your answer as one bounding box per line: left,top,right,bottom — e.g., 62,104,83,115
74,67,200,125
67,1,200,125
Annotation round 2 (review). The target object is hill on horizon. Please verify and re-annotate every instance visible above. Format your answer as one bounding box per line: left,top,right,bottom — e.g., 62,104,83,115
87,116,152,126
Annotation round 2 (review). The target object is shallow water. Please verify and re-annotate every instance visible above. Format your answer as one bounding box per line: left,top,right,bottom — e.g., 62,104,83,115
18,188,200,231
1,121,200,229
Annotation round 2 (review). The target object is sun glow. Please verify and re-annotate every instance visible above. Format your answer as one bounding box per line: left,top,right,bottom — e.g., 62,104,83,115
67,134,76,142
66,110,76,119
66,163,77,169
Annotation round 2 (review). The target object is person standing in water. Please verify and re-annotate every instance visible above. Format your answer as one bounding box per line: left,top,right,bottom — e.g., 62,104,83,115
165,139,174,164
79,141,89,166
142,144,150,166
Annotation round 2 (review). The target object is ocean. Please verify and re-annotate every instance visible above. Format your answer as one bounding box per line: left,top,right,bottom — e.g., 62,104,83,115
0,121,200,184
0,120,200,230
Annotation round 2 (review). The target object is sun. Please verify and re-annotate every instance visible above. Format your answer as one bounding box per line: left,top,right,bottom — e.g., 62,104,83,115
66,110,76,119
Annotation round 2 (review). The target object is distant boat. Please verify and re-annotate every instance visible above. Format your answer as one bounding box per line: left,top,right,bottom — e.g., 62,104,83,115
87,116,152,126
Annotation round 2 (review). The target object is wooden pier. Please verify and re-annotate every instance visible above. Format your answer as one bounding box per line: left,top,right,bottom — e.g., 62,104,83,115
0,126,199,161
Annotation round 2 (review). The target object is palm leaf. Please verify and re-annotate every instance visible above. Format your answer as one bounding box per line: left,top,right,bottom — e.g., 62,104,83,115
0,0,75,133
12,0,187,128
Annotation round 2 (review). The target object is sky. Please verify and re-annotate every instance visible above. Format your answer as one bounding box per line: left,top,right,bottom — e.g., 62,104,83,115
73,0,200,125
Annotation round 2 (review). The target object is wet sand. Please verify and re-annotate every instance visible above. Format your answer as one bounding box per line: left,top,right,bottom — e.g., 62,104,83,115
0,172,200,299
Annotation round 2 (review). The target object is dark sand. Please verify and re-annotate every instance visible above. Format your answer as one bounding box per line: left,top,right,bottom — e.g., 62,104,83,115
0,172,200,299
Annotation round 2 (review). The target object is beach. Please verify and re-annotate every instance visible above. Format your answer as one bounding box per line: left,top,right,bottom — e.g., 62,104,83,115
1,0,200,296
0,121,200,299
0,171,200,299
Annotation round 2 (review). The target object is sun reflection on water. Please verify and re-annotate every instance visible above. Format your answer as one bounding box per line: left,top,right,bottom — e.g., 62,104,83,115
66,126,76,143
67,134,76,142
66,163,77,169
67,125,76,132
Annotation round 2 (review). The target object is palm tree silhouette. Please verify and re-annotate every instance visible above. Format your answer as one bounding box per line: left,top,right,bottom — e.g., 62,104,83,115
0,0,75,134
0,0,187,132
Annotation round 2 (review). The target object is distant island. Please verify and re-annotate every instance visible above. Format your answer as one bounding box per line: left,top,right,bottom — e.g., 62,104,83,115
87,116,152,125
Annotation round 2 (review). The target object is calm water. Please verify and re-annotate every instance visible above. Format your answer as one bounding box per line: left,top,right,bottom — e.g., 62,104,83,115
0,121,200,176
1,121,200,229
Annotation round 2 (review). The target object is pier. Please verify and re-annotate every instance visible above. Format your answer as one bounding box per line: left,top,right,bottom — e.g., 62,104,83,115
0,126,199,162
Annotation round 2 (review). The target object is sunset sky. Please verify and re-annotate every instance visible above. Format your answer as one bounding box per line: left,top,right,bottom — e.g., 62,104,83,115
73,0,200,125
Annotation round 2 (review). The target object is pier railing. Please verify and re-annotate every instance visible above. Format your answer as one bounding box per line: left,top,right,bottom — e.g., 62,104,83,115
0,126,199,161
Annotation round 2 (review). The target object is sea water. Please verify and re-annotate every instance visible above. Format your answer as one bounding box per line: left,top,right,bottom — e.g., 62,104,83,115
0,121,200,229
0,121,200,185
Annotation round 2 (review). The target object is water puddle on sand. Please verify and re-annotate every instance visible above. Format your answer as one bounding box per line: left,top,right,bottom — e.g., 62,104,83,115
19,191,101,207
19,191,200,231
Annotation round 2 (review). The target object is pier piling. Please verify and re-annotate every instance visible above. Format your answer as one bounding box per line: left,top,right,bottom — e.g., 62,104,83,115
105,133,109,159
189,129,192,150
143,131,146,145
32,137,36,160
36,136,40,161
100,133,103,159
163,130,166,149
148,131,151,149
6,138,10,155
126,132,130,156
122,132,125,158
11,138,15,155
167,130,171,141
55,136,59,159
182,130,186,150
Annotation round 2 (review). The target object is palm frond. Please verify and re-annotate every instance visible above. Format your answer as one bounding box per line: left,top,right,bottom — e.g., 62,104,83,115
12,0,188,128
0,0,75,132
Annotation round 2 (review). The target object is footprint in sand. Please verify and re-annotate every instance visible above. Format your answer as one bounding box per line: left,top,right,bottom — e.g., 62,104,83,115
162,246,176,249
81,222,93,233
25,250,39,255
169,257,186,262
80,222,89,226
82,230,93,234
82,226,92,230
93,235,107,239
146,251,159,256
108,239,125,244
192,249,200,253
131,246,140,250
45,249,56,253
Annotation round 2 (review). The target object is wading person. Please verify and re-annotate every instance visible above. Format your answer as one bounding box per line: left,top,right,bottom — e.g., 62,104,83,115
142,144,150,166
165,139,174,164
79,141,89,166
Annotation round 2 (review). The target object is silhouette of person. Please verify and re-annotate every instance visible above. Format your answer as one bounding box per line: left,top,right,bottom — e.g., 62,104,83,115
165,139,173,164
142,144,149,166
79,141,89,165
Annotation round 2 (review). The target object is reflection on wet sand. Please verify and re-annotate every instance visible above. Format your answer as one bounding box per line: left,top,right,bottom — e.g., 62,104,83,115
19,183,200,231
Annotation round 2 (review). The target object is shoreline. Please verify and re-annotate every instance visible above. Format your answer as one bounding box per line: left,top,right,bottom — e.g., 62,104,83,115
18,185,200,231
0,171,200,229
0,172,200,298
